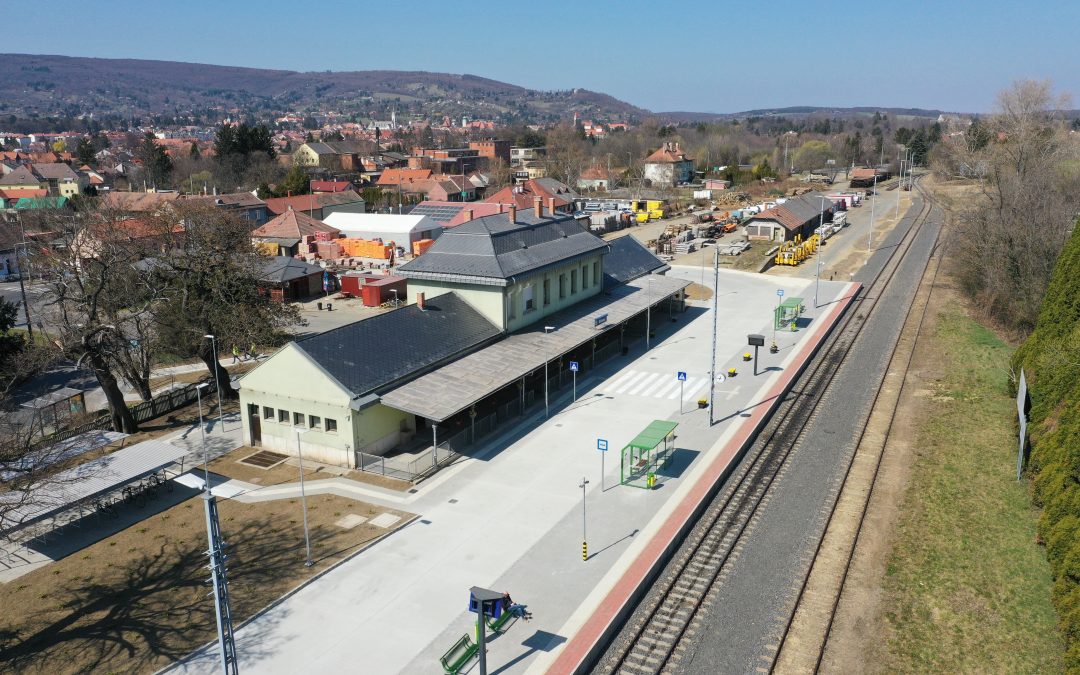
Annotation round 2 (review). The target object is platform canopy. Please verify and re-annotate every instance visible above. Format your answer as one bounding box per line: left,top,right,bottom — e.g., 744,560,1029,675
379,274,690,422
0,439,187,537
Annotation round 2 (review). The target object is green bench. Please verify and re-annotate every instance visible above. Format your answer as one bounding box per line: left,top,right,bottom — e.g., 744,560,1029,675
440,634,479,675
487,608,518,633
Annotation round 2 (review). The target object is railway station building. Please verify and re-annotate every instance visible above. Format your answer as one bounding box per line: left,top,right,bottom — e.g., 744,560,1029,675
237,200,688,468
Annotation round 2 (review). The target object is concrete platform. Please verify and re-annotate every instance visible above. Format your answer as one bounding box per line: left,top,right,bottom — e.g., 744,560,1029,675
166,268,859,675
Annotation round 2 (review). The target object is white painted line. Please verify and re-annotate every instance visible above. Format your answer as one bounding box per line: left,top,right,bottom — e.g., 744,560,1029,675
612,371,649,395
653,380,682,399
626,372,663,396
605,370,637,391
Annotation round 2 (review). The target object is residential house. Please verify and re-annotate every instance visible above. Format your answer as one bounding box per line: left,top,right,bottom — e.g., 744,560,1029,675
292,141,370,172
251,208,341,257
577,164,614,191
510,147,546,167
743,193,835,242
200,192,269,226
101,191,182,214
484,178,579,214
643,142,695,187
310,180,356,194
0,165,46,195
263,190,366,220
377,168,433,189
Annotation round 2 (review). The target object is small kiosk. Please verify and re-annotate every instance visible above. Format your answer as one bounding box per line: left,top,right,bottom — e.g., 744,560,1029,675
774,297,805,330
620,420,679,489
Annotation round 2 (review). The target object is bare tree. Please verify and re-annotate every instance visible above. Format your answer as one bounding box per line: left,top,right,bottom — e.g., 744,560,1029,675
937,80,1080,333
33,210,162,432
149,203,301,397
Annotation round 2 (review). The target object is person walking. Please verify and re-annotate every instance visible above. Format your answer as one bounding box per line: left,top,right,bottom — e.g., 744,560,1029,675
231,344,240,364
248,343,257,362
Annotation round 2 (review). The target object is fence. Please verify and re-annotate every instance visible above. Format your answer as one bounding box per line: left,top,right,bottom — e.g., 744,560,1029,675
129,378,214,424
26,377,216,455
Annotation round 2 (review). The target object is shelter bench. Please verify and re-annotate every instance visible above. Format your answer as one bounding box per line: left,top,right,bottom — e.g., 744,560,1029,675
440,634,479,674
487,608,517,633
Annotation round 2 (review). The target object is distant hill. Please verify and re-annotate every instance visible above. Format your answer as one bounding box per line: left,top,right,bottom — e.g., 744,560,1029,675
0,53,649,125
657,105,948,123
0,53,956,127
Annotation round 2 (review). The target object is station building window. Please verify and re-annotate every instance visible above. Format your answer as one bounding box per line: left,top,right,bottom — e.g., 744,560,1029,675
293,412,305,427
326,418,337,433
278,409,290,423
309,415,321,430
543,278,551,306
571,269,578,294
262,406,274,420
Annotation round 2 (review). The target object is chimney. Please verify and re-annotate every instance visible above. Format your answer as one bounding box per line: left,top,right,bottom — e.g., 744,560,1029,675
534,196,544,219
547,196,556,215
464,209,473,222
499,202,506,214
416,292,425,310
509,204,517,223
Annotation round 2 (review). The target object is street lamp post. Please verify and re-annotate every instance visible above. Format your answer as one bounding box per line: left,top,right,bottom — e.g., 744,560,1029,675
645,275,652,351
814,197,825,307
579,477,589,562
293,427,314,567
204,335,225,431
195,382,211,490
543,326,555,418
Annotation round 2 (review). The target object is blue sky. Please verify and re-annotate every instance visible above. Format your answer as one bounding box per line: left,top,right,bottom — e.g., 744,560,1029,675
6,0,1078,114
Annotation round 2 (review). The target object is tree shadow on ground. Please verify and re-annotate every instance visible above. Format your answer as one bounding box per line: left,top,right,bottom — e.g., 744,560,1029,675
0,513,294,673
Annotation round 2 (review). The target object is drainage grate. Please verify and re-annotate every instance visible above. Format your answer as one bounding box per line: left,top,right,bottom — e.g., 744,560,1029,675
238,450,290,469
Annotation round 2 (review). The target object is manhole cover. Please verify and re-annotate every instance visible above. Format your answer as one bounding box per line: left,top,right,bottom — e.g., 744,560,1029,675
238,450,290,469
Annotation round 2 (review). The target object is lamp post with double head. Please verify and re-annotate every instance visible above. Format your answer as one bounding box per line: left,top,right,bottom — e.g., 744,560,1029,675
293,426,314,567
195,382,211,490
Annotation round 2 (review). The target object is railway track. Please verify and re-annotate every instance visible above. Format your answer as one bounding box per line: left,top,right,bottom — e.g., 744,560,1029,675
594,179,939,675
769,182,945,673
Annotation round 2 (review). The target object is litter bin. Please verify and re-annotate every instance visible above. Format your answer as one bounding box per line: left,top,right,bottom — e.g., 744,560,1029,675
326,303,332,311
318,302,324,310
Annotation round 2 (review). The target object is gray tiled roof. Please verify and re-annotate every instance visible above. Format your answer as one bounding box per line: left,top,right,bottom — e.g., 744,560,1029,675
396,211,608,286
603,235,670,286
258,256,324,284
295,292,501,397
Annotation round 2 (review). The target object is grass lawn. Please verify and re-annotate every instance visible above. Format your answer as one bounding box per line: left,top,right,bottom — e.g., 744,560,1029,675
0,489,415,673
882,309,1063,672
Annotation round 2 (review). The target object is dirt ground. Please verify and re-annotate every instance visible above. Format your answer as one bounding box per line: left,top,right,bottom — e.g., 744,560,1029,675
211,446,412,492
0,484,415,673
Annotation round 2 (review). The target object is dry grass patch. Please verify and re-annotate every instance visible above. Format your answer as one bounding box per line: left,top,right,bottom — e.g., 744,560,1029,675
0,491,414,674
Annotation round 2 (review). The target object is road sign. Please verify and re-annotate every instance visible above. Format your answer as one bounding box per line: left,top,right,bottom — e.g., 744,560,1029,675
677,371,687,381
776,288,785,297
597,439,608,451
569,361,579,372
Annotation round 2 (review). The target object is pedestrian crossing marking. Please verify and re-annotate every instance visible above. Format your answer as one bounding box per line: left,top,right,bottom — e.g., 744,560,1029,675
604,369,714,402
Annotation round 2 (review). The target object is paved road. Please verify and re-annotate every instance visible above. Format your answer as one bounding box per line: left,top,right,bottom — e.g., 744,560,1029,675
671,197,942,673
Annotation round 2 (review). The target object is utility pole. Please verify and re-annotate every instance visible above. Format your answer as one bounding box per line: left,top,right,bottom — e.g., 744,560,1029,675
814,197,825,307
15,216,32,341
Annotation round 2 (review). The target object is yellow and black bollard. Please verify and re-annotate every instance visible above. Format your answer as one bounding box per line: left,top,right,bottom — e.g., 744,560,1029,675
582,541,588,561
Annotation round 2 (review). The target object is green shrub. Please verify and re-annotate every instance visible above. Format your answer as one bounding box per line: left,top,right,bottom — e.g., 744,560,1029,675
1013,217,1080,670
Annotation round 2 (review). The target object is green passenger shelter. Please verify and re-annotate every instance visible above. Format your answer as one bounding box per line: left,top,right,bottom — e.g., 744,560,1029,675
774,297,804,330
620,419,678,489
